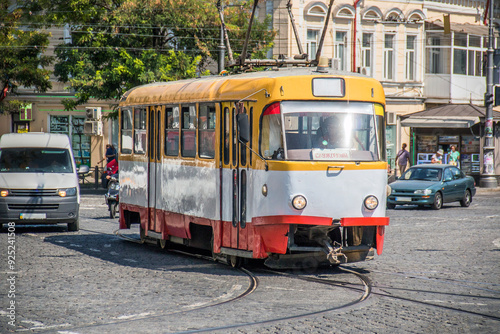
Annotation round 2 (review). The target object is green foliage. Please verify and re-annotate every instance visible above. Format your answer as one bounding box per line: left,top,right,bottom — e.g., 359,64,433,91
0,0,53,113
20,0,276,110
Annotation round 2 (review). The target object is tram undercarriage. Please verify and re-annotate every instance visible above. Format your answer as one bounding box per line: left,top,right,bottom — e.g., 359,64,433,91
263,223,377,269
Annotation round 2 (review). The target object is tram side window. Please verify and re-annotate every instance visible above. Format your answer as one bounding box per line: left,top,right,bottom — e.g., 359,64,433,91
224,107,230,165
121,108,133,154
181,105,196,158
134,107,147,154
165,106,179,156
260,103,283,159
199,104,216,159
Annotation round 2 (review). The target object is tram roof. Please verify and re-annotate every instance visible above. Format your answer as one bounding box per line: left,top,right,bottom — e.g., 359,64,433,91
119,67,384,107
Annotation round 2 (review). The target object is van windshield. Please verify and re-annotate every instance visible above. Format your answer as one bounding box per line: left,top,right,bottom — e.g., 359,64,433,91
0,148,74,173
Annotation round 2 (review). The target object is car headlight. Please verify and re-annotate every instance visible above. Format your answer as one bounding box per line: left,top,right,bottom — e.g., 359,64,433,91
0,189,9,197
292,195,307,210
414,189,432,195
59,187,77,197
364,195,379,210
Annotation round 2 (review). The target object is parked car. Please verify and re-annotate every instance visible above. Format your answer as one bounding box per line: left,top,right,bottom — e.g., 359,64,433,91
387,164,476,210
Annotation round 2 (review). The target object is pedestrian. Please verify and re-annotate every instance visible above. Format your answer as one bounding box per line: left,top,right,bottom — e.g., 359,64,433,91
448,145,460,167
431,148,444,164
98,144,117,165
395,143,410,176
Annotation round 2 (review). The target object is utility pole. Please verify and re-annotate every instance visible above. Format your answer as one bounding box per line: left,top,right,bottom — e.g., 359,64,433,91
217,0,226,73
481,0,498,187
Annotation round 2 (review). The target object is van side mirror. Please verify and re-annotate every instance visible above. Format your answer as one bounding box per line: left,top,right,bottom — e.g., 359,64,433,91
237,113,249,144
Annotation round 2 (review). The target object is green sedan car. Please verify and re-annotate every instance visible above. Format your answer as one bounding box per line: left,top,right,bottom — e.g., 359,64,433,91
387,164,476,210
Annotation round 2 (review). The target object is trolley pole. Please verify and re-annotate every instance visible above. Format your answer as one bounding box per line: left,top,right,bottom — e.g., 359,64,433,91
480,0,498,188
217,0,226,73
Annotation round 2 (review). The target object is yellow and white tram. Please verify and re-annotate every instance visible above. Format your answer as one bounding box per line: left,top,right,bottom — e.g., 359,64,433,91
118,65,389,268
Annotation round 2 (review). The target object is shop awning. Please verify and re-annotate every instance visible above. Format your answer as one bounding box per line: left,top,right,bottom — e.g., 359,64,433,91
400,104,500,128
400,116,480,128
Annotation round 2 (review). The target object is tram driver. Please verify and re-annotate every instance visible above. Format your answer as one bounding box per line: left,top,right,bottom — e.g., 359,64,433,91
316,115,345,149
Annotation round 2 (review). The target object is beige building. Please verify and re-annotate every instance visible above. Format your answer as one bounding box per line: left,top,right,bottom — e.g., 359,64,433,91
262,0,499,180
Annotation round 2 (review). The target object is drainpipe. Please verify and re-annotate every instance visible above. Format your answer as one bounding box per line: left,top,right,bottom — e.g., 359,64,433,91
352,0,362,72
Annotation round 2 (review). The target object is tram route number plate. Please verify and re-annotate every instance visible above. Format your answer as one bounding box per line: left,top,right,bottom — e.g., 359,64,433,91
395,197,412,202
20,213,46,219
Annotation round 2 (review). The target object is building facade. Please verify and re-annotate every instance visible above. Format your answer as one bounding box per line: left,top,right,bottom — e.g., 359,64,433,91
262,0,500,180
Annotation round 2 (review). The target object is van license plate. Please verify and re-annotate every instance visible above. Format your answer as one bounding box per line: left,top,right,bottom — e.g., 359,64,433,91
20,213,46,219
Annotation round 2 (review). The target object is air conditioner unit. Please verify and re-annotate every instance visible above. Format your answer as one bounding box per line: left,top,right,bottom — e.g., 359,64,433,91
387,112,397,125
330,58,341,70
360,67,371,76
84,121,103,136
85,107,102,121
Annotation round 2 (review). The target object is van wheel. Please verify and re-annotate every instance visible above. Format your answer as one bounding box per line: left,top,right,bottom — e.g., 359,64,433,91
68,218,79,232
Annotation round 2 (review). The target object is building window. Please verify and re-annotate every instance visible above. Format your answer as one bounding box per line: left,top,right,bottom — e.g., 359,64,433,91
406,35,416,81
361,33,372,76
426,32,451,74
335,31,347,71
50,115,91,166
384,34,395,80
307,29,318,59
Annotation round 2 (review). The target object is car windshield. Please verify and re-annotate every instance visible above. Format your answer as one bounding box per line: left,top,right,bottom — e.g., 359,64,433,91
0,148,73,173
401,167,442,181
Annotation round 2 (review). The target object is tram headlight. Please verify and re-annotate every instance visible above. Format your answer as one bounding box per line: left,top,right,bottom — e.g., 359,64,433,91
292,195,307,210
364,195,379,210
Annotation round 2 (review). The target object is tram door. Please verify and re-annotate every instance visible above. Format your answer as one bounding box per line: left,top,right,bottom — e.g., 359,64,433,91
147,106,162,232
221,102,249,250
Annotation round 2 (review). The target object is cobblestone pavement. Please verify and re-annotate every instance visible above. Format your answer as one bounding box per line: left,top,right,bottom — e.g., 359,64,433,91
1,187,499,333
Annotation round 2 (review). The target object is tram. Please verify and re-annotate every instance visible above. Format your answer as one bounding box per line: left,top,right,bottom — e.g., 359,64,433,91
117,64,389,268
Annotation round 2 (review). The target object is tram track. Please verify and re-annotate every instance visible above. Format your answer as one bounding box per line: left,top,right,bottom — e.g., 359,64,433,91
29,227,258,333
39,226,499,332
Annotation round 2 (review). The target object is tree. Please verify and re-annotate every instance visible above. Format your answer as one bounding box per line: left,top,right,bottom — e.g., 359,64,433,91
24,0,276,111
0,0,53,113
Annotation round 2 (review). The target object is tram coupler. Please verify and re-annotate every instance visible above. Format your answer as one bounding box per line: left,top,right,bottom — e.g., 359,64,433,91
321,239,346,265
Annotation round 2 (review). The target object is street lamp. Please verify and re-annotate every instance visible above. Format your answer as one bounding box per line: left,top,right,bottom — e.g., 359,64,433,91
481,0,498,188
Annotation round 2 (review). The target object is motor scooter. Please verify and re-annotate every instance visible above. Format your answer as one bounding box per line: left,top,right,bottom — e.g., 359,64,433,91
105,174,119,218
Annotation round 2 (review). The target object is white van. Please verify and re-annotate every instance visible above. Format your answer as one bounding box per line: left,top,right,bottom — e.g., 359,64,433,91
0,133,80,231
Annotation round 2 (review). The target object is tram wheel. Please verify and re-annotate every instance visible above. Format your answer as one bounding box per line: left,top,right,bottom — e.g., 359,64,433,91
229,255,242,268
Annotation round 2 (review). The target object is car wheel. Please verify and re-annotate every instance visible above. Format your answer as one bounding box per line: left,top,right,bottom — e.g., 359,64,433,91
460,189,472,207
432,192,443,210
387,203,396,209
68,218,79,232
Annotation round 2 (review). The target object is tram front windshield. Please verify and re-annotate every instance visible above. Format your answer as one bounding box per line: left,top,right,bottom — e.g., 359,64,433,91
261,101,380,161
